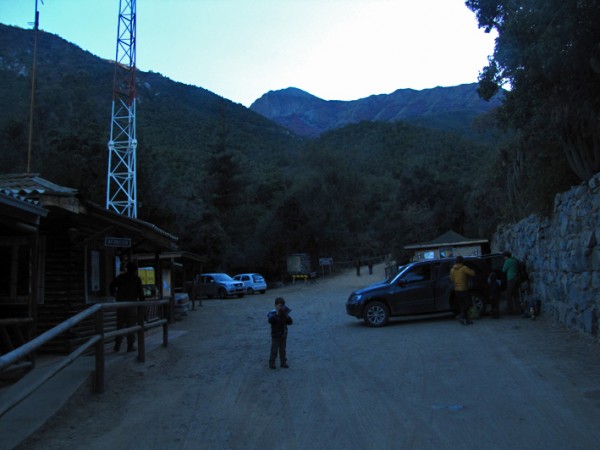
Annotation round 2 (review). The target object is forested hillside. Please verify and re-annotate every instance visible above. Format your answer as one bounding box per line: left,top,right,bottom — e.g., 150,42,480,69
0,21,580,277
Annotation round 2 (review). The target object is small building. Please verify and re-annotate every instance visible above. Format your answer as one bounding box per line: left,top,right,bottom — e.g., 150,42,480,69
404,230,490,261
136,250,207,313
0,173,179,355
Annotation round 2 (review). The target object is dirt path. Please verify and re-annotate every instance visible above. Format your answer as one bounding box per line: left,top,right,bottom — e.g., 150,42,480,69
17,265,600,449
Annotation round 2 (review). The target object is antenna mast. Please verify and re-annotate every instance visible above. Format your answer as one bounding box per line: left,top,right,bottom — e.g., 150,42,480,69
106,0,137,218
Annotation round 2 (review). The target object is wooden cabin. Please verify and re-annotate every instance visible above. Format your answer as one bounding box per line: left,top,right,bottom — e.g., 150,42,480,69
0,173,178,355
405,230,490,262
0,188,48,358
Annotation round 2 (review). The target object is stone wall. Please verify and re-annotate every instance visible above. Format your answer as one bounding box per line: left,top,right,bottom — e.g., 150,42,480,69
492,172,600,339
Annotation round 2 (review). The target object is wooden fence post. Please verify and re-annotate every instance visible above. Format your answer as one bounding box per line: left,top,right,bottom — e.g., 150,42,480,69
94,309,105,393
137,305,145,363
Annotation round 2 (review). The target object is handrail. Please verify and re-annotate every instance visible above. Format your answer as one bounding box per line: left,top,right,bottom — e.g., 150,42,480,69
0,304,103,371
0,300,170,417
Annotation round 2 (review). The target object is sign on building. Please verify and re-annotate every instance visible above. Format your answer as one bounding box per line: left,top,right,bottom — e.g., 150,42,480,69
104,237,132,248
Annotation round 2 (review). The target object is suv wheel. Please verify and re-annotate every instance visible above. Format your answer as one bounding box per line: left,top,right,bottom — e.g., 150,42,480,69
247,287,254,295
363,301,389,327
218,288,228,299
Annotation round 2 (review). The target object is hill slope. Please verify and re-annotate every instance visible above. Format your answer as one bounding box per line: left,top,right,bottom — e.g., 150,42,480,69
0,24,303,175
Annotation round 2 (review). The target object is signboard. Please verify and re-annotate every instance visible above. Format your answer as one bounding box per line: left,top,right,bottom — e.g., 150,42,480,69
104,237,132,248
319,257,333,266
138,267,155,285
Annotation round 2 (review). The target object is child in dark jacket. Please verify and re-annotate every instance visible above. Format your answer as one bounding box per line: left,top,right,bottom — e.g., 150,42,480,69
268,297,293,369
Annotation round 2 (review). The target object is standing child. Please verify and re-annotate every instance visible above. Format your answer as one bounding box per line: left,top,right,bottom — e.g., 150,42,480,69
268,297,293,369
488,271,501,319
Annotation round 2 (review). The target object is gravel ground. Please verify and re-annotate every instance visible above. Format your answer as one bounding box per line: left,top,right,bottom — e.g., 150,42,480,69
17,264,600,450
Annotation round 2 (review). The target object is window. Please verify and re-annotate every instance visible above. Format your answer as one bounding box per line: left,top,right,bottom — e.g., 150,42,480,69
0,236,38,304
404,265,431,283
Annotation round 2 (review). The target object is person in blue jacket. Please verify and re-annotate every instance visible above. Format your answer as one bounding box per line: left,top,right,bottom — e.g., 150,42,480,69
268,297,293,369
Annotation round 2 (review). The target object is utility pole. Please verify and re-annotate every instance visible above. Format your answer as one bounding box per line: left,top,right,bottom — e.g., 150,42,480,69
26,0,41,173
106,0,137,218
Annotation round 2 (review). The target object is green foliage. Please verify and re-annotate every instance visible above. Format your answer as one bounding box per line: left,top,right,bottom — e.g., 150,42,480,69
466,0,600,181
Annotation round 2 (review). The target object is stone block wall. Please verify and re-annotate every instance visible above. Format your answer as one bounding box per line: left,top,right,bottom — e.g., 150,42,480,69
492,172,600,339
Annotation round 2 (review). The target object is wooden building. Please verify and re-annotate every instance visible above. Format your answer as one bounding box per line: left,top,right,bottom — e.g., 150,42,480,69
0,187,48,357
0,173,179,354
404,230,490,261
136,251,207,315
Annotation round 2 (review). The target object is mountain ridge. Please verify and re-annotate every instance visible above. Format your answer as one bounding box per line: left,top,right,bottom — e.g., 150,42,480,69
250,83,503,138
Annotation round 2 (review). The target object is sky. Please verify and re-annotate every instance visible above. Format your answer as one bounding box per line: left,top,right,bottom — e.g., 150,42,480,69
0,0,497,107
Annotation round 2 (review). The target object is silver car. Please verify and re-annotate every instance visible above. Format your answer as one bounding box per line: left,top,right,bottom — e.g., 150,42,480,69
195,273,245,299
233,273,268,295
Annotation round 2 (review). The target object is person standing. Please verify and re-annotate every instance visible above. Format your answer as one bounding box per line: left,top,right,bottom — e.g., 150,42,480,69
110,261,145,352
502,250,520,314
268,297,293,369
488,271,501,319
355,258,361,276
450,255,476,325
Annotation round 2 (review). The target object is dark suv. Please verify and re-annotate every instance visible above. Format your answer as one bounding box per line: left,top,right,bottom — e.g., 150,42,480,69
346,254,504,327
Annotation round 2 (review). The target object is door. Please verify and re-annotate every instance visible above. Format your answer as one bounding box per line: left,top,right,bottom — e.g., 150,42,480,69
388,264,436,314
200,275,217,297
432,261,453,310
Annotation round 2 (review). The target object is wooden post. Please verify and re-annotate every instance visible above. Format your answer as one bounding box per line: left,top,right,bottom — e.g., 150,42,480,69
162,320,169,348
137,304,145,362
94,309,105,393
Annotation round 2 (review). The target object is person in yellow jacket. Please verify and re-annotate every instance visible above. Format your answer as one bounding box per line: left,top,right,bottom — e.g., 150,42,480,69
450,255,476,325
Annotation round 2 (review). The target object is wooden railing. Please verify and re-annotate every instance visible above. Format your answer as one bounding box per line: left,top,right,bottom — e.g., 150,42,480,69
0,300,169,417
0,318,35,372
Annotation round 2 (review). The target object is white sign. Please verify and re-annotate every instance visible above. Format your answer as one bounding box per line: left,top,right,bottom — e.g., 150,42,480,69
104,237,132,248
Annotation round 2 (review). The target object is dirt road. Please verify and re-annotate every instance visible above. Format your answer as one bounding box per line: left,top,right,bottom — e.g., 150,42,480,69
17,265,600,449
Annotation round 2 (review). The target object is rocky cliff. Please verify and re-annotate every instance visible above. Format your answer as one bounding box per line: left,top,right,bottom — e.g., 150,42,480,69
493,173,600,339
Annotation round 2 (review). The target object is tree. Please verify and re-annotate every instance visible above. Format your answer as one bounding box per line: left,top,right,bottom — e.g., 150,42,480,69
466,0,600,180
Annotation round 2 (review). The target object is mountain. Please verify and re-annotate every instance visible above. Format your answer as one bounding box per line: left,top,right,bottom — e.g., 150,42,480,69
250,84,504,138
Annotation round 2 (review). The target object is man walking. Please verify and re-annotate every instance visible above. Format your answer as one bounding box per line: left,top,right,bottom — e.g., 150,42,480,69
110,261,145,352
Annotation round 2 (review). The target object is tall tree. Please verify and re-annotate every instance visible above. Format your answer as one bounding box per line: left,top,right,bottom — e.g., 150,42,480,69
466,0,600,180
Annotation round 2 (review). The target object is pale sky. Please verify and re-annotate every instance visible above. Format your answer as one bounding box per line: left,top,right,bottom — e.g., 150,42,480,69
0,0,496,107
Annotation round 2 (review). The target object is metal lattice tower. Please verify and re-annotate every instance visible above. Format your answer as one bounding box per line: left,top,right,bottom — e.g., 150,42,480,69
106,0,137,218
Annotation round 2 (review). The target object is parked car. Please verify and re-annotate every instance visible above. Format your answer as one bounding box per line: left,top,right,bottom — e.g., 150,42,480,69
346,254,504,327
194,273,245,299
233,273,268,294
